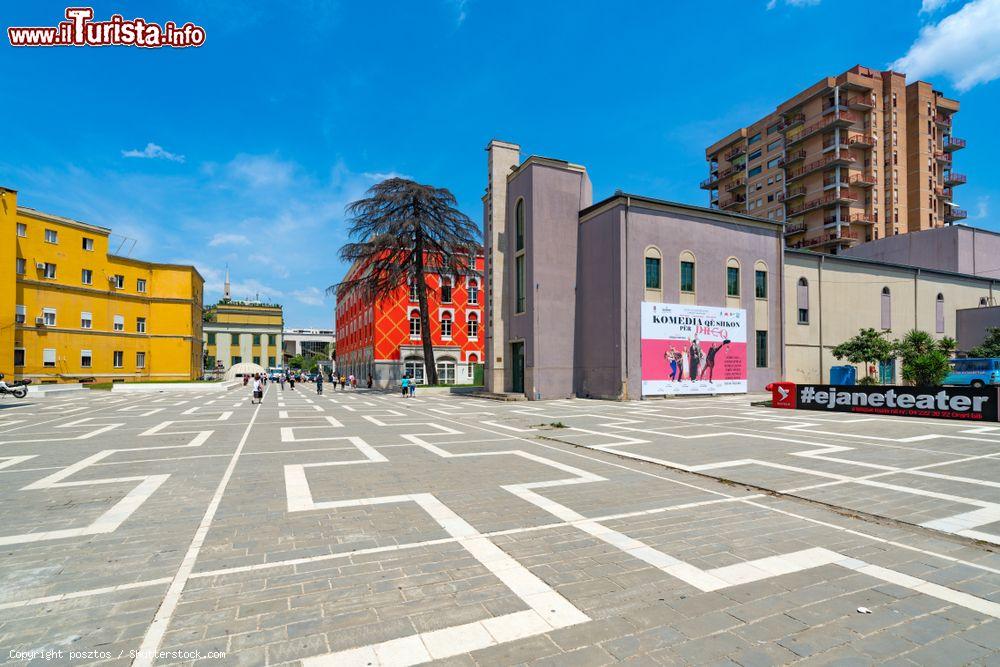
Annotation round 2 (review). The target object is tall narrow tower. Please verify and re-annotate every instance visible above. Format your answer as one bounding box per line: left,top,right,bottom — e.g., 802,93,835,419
224,265,231,300
483,140,521,393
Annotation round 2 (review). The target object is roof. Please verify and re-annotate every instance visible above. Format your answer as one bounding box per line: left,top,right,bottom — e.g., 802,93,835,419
787,248,1000,285
17,205,113,235
579,192,783,229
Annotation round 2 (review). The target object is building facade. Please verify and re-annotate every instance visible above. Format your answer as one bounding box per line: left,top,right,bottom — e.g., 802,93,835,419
202,299,283,372
842,224,1000,282
282,328,336,363
701,65,964,253
1,187,204,384
335,253,484,387
957,305,1000,353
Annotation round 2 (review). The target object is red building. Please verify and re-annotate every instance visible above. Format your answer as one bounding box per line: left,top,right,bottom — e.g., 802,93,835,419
335,252,484,386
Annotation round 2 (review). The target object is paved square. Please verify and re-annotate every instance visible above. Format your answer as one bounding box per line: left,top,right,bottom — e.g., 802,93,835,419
1,388,998,665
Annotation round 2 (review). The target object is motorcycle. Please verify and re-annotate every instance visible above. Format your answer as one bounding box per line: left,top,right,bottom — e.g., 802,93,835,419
0,374,31,399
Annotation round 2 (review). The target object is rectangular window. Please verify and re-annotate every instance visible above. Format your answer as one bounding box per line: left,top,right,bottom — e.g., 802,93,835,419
206,332,216,345
82,237,94,251
44,229,58,244
515,255,526,313
15,304,26,324
467,318,479,339
113,314,124,331
81,350,92,368
727,266,740,297
441,280,453,303
645,257,661,290
748,149,762,162
232,355,242,364
441,317,452,338
44,263,57,279
252,333,261,345
136,317,146,333
82,268,93,285
766,123,780,136
767,139,782,151
16,222,26,237
767,157,781,169
81,311,92,329
755,330,768,368
681,261,695,293
136,278,146,293
113,274,125,289
113,350,124,368
14,348,25,367
755,270,767,299
409,315,421,337
16,257,25,275
748,132,761,144
252,355,260,365
798,308,809,325
748,166,762,177
468,281,479,305
43,348,57,367
43,308,56,326
136,351,146,368
268,356,276,367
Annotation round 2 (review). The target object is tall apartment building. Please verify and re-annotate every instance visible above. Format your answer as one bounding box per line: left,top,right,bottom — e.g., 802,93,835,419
700,65,965,253
2,187,204,384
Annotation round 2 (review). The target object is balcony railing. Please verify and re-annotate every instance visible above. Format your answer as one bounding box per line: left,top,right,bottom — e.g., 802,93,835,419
836,212,877,225
789,230,860,249
847,172,876,187
847,94,875,109
934,151,952,164
944,172,967,186
945,208,968,222
700,173,719,189
786,153,858,182
943,137,966,151
720,195,746,210
786,111,859,146
786,189,859,217
847,134,875,148
934,112,952,127
780,149,808,166
778,113,806,132
784,222,807,236
725,177,745,192
778,185,808,202
725,144,746,161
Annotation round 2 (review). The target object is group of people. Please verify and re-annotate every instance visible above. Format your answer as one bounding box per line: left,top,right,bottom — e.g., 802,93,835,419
664,338,731,383
400,374,417,398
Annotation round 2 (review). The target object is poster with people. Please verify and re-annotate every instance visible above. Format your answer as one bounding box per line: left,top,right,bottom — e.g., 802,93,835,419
640,302,747,396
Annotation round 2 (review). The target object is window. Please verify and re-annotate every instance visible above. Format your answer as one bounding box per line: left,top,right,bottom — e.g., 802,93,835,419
881,287,891,330
467,312,479,339
113,314,124,331
136,278,146,293
726,259,740,297
680,252,696,293
16,257,26,275
441,312,453,338
80,311,92,329
113,350,124,368
767,139,782,151
15,304,26,324
748,149,762,162
82,237,94,251
136,351,146,368
252,356,260,365
14,348,25,367
515,199,526,314
81,350,92,368
468,279,479,305
748,132,761,145
268,356,276,367
404,357,425,384
43,348,57,367
755,266,767,299
935,293,944,334
113,274,125,289
755,330,768,368
797,277,809,324
44,229,58,244
436,357,457,385
252,333,261,345
767,157,781,169
232,356,242,364
82,268,93,285
137,317,146,333
645,247,662,291
766,123,780,136
43,308,56,326
748,166,762,177
207,332,216,345
409,278,419,302
409,311,421,337
16,222,26,237
441,276,453,303
44,263,56,279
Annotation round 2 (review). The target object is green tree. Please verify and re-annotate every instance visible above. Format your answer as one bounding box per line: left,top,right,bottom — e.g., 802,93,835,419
894,329,953,387
970,328,1000,358
831,328,895,384
328,178,479,385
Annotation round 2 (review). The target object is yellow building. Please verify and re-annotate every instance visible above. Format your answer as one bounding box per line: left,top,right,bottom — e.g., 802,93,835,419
1,187,204,384
203,279,284,371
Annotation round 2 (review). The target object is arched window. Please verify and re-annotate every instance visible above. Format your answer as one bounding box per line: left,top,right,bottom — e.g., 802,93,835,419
467,312,479,339
726,257,741,298
680,251,696,294
754,261,768,299
515,198,526,314
515,199,525,251
440,276,453,304
436,356,457,385
440,311,453,338
881,287,891,330
409,310,421,338
468,353,479,376
796,277,809,324
468,279,479,305
935,293,945,334
644,246,662,291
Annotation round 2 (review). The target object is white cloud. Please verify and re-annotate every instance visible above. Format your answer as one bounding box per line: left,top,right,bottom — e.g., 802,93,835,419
974,195,990,219
225,154,296,188
293,287,327,307
892,0,1000,91
208,232,250,247
767,0,820,9
921,0,954,12
446,0,469,25
121,142,185,163
362,171,412,181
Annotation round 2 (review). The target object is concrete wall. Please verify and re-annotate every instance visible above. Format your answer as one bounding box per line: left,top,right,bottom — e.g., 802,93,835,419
957,306,1000,352
843,226,1000,280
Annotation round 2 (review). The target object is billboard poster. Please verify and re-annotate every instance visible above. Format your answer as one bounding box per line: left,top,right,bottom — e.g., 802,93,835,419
640,302,747,396
768,383,999,422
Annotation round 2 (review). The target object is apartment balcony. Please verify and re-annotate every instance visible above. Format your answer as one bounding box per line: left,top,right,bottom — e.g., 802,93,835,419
934,112,953,127
847,94,875,110
944,172,967,186
790,230,860,249
786,190,859,217
943,137,966,152
778,185,808,202
786,153,858,183
945,208,968,223
725,144,746,161
784,221,807,236
700,174,720,189
847,172,876,187
831,212,877,225
778,112,806,132
934,151,952,164
786,111,859,147
780,149,807,166
720,194,746,210
847,133,875,148
725,177,745,192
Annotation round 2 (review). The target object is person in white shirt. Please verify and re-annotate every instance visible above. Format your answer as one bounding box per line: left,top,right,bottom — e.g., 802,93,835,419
251,374,263,404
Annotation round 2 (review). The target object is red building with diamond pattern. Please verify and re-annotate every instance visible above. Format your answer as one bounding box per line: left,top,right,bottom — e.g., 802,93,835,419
335,252,484,386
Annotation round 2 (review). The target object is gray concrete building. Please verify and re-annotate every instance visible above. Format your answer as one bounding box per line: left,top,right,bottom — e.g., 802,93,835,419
957,305,1000,353
842,224,1000,282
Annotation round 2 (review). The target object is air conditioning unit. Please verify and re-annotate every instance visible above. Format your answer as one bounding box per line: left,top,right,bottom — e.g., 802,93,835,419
35,262,46,270
35,316,45,325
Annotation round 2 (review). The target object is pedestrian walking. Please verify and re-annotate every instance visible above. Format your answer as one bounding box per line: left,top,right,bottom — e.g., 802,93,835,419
289,375,295,390
279,373,286,390
408,377,416,398
401,375,409,398
251,374,263,404
349,374,356,389
367,374,373,389
243,374,249,387
340,375,346,390
316,372,323,395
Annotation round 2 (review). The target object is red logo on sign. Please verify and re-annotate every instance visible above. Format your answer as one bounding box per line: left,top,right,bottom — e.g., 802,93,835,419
767,382,797,409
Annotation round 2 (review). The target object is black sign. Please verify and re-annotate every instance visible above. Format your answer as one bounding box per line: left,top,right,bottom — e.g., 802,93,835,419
792,384,999,422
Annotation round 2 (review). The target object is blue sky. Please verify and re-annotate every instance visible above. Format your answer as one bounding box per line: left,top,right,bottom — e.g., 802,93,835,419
3,0,999,328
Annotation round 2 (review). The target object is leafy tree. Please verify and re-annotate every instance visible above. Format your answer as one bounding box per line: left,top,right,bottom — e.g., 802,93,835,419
894,329,953,387
970,328,1000,358
328,178,479,385
831,328,895,383
289,354,321,373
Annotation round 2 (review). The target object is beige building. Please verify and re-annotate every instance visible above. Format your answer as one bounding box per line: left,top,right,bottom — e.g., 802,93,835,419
701,65,964,253
784,250,998,384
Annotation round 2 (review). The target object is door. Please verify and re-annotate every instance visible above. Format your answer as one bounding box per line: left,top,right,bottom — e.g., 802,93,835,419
879,360,895,385
511,342,524,394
